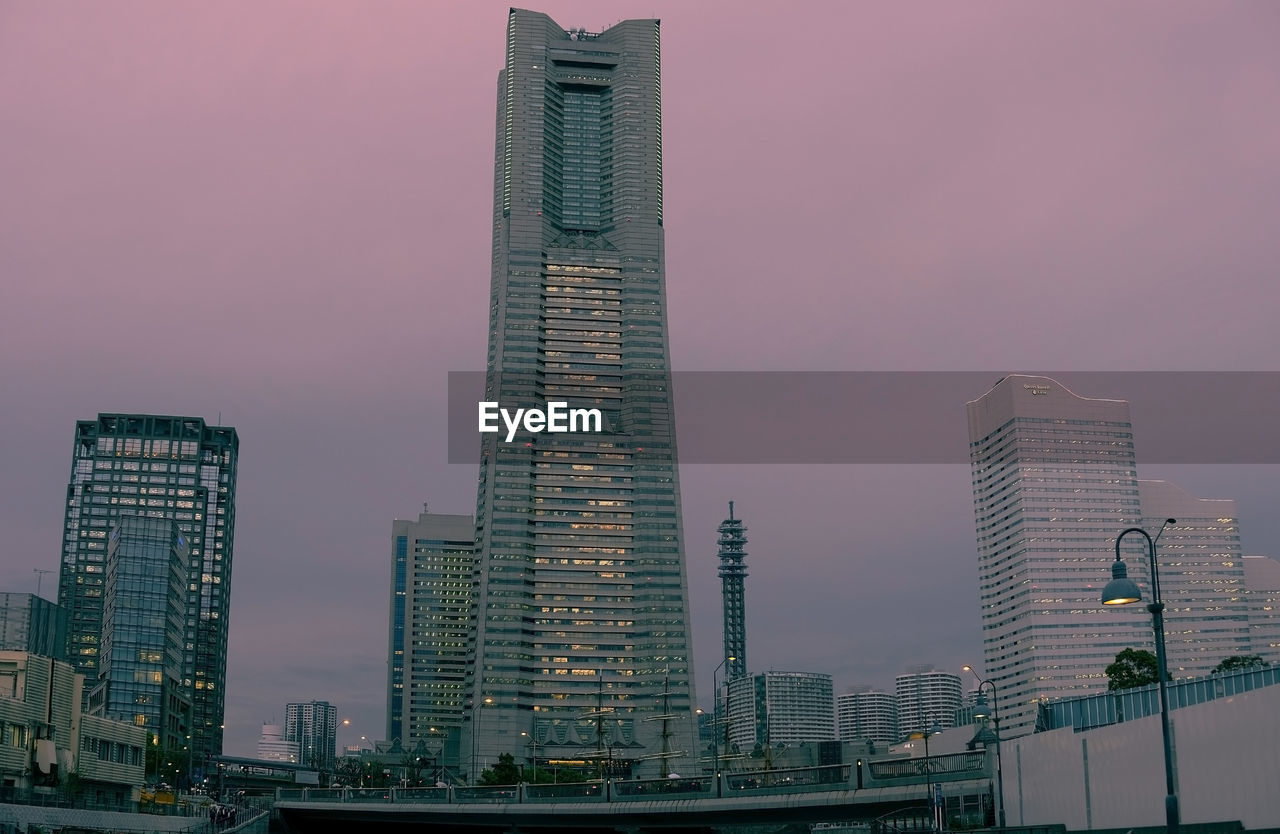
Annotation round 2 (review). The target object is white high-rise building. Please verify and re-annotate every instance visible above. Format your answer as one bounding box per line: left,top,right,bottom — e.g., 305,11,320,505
1244,556,1280,663
726,671,835,750
894,668,961,739
1136,480,1251,675
836,686,897,745
967,376,1149,737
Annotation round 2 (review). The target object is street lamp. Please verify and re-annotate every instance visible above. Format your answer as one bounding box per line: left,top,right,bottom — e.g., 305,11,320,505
469,697,494,784
963,665,1005,829
918,721,942,832
711,655,736,798
1102,520,1180,834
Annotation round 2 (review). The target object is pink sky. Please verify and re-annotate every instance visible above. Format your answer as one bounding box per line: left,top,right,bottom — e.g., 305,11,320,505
2,1,1278,756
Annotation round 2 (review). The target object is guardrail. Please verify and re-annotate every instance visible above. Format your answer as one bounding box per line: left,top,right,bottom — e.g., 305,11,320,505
276,754,991,808
277,763,867,806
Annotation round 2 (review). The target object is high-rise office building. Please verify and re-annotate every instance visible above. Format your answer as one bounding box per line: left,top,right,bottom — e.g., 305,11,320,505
0,593,68,660
1243,556,1280,664
57,413,238,763
89,516,191,753
726,671,836,750
463,9,695,779
835,686,898,746
967,376,1149,737
717,502,748,683
286,701,338,773
1136,480,1252,675
387,505,474,770
894,667,961,739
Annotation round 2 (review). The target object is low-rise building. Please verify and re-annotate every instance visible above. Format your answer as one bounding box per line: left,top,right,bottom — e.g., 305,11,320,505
0,651,144,807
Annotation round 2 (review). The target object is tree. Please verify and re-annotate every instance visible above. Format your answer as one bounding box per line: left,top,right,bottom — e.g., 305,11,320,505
478,753,521,786
1106,648,1160,691
1213,655,1268,674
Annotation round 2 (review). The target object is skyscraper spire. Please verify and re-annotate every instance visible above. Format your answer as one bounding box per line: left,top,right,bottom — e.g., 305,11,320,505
718,501,748,682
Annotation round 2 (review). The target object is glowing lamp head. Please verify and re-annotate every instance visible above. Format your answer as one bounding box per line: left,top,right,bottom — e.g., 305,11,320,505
1102,558,1142,605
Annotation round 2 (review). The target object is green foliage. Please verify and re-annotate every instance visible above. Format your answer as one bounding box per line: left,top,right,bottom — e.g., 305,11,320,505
1213,654,1268,674
334,757,391,788
476,754,593,785
1106,648,1160,691
478,752,521,785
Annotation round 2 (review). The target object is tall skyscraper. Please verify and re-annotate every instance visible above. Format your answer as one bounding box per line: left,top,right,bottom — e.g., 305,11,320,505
285,701,338,773
387,505,474,770
57,413,238,763
894,667,961,738
968,377,1152,736
463,9,696,779
968,376,1147,736
717,502,748,683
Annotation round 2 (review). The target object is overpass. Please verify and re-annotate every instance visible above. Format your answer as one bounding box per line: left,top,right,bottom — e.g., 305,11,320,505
275,752,997,833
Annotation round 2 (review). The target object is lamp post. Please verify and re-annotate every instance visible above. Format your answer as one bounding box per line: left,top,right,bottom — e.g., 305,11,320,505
963,665,1005,829
1102,520,1179,834
919,721,941,832
711,655,735,798
469,697,494,784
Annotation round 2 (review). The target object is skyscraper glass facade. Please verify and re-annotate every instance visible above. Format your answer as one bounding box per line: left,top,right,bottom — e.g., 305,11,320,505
463,9,695,778
96,516,189,751
57,413,238,763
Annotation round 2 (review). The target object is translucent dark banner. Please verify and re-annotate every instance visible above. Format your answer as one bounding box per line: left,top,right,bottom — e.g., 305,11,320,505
447,372,1280,464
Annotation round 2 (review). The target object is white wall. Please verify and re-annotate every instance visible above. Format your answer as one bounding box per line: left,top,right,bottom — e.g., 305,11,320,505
1005,684,1280,830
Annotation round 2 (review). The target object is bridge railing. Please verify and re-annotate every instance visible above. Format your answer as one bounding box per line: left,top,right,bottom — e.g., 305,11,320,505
392,786,450,804
725,763,851,793
452,785,519,803
522,781,604,802
612,776,710,800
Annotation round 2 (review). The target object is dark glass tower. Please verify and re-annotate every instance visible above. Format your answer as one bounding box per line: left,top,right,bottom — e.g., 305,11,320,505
57,413,238,765
463,9,695,779
93,516,190,754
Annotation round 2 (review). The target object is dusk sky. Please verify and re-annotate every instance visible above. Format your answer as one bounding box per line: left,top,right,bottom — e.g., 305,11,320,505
3,1,1279,757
